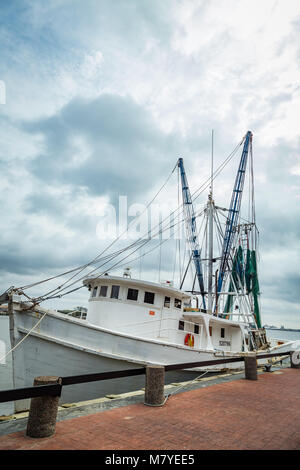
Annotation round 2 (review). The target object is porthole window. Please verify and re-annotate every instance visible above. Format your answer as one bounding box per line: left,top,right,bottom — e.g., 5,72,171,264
178,320,184,331
194,324,200,334
127,288,138,301
174,298,182,309
144,292,155,304
221,328,225,338
164,296,170,308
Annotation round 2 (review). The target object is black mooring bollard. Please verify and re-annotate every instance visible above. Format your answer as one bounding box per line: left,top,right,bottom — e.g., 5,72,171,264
144,365,165,406
26,376,62,438
244,354,258,380
290,351,300,369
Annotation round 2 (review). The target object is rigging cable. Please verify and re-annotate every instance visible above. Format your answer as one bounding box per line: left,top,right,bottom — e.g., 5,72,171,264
14,137,245,304
17,162,178,293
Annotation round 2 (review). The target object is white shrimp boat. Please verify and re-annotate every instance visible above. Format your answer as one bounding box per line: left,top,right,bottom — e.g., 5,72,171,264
3,131,299,411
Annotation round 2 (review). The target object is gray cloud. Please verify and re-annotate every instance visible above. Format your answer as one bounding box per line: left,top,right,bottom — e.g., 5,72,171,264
23,94,180,204
0,0,299,328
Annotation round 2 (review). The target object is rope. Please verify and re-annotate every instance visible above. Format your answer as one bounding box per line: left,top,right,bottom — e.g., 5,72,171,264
163,370,210,404
0,310,47,363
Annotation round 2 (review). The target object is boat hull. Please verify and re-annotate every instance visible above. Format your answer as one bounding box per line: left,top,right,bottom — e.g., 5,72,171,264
9,306,297,412
9,307,217,411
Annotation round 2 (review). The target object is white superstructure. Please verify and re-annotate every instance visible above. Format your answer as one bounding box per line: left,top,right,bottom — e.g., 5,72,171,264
83,275,247,352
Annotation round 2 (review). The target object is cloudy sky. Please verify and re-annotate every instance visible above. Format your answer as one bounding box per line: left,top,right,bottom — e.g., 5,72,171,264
0,0,299,327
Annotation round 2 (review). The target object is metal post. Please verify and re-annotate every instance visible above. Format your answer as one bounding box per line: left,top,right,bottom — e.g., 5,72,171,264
244,353,257,380
26,376,62,438
144,365,165,406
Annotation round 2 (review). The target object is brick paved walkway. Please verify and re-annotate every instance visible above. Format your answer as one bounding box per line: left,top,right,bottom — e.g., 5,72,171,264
0,368,299,450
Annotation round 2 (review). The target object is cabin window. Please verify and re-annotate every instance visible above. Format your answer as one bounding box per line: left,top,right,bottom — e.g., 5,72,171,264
144,291,155,304
174,298,182,309
92,287,98,297
194,324,200,334
110,285,120,299
127,288,138,301
164,296,170,308
221,328,225,338
209,326,212,336
99,286,108,297
178,320,184,331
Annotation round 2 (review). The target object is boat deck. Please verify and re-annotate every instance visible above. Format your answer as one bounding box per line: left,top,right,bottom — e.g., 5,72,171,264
0,367,299,450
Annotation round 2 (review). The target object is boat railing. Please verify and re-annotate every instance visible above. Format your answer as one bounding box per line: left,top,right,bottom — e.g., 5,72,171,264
120,316,203,346
121,315,200,331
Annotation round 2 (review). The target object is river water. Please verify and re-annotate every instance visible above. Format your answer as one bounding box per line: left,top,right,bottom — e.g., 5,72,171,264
1,316,300,417
264,329,300,342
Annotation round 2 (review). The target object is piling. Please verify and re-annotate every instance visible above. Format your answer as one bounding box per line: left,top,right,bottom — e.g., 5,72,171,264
26,376,62,438
244,354,258,380
144,365,165,406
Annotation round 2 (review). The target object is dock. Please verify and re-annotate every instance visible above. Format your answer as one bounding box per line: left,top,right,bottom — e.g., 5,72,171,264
0,366,299,450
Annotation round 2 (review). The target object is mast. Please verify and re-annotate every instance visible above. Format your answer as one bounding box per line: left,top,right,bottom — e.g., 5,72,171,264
216,131,252,301
178,158,206,308
207,130,214,314
207,193,214,313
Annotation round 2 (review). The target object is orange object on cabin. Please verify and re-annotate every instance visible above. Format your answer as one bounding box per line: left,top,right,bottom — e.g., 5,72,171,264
184,333,195,347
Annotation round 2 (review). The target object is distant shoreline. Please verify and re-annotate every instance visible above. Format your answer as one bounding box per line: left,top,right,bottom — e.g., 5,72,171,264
265,327,300,332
